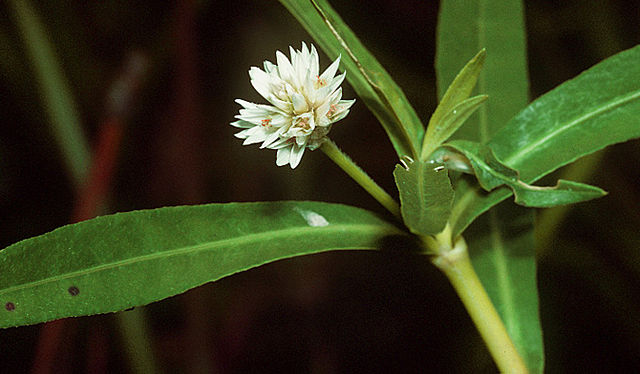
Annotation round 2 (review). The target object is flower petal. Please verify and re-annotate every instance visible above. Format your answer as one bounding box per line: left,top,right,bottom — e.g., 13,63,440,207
323,71,346,97
276,146,292,166
276,51,295,84
248,67,274,101
291,92,309,114
241,126,268,145
267,137,290,149
309,44,320,78
230,120,254,128
260,131,281,149
289,143,306,169
263,60,277,74
320,54,341,81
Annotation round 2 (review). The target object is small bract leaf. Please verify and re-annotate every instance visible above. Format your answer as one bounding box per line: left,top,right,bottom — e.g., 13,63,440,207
421,95,488,160
393,159,454,235
439,140,606,207
422,49,486,160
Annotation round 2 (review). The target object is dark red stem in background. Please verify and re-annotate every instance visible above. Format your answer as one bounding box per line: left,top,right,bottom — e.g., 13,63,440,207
30,52,148,374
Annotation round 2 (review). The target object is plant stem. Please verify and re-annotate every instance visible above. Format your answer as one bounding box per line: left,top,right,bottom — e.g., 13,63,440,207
431,236,529,373
321,139,401,218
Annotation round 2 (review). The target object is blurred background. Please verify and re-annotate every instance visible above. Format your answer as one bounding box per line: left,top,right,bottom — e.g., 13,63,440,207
1,0,639,372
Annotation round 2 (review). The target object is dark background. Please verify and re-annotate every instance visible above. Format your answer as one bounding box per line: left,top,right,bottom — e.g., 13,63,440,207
1,0,639,372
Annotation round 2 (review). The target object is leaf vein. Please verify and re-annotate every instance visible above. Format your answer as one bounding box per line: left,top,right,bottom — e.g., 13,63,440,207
504,88,640,165
0,223,396,296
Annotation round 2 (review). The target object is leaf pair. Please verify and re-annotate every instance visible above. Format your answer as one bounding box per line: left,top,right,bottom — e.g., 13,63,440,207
433,140,606,207
421,49,488,160
393,49,490,236
450,43,640,236
393,137,605,237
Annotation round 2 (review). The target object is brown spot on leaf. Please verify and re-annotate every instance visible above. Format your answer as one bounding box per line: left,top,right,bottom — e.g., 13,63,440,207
68,286,80,296
5,302,15,311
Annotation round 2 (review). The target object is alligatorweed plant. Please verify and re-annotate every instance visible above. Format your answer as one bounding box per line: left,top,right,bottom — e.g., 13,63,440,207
3,0,640,372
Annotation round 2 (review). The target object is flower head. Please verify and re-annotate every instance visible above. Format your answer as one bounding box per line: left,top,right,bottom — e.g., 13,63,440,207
231,42,355,168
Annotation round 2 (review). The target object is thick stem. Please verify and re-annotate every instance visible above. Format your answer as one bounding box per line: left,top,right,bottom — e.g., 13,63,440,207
320,139,401,218
431,236,528,374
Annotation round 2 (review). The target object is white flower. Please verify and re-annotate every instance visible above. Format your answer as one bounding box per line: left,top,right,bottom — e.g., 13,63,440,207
231,42,355,168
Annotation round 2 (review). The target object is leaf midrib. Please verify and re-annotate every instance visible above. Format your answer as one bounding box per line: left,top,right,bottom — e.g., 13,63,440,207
503,88,640,167
451,87,640,234
0,223,399,295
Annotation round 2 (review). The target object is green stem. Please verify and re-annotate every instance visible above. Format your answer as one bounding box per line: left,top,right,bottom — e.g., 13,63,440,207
430,236,529,373
321,139,401,218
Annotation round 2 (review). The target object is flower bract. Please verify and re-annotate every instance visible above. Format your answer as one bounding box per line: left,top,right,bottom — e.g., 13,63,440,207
231,42,355,168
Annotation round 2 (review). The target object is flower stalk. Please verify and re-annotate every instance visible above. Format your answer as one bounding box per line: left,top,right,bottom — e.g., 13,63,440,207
321,139,400,218
430,235,529,374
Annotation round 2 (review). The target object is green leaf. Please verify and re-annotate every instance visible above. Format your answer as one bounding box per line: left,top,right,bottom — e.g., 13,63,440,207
462,205,542,373
437,140,606,207
512,180,606,207
279,0,424,158
436,3,529,140
393,159,454,236
421,94,488,160
437,1,544,373
422,49,486,159
0,201,404,328
451,44,640,235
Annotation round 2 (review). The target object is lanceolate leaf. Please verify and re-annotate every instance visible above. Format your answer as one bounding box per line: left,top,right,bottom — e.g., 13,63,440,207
450,44,640,235
422,49,486,159
0,201,404,328
421,94,488,160
393,159,454,235
436,3,529,140
437,0,544,372
493,44,640,181
439,140,606,207
278,0,424,158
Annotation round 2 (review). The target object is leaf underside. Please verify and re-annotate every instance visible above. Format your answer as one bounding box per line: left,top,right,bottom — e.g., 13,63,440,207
393,160,454,236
